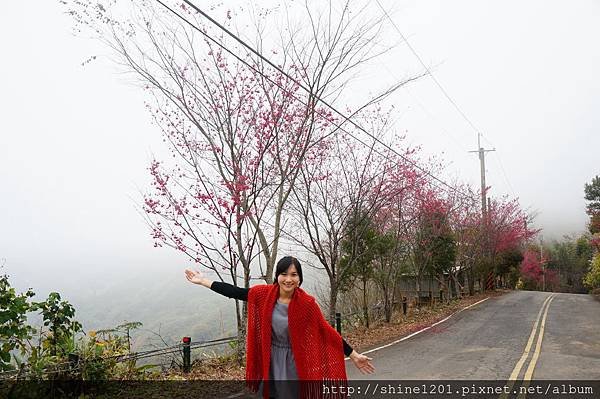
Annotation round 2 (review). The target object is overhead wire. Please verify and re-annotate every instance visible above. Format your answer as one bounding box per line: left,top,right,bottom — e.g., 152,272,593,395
374,0,518,199
374,0,483,137
403,85,470,153
481,136,517,198
374,38,470,153
152,0,477,202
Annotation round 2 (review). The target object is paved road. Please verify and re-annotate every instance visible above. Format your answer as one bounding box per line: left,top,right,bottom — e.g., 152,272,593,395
346,291,600,380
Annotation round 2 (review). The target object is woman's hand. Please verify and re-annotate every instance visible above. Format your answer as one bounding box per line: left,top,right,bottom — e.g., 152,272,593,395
349,351,375,374
184,269,211,287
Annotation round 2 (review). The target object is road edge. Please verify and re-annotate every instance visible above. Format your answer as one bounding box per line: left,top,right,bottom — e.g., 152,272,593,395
345,295,492,359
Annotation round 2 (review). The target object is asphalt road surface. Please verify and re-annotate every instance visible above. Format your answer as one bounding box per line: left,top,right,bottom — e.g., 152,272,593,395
346,291,600,380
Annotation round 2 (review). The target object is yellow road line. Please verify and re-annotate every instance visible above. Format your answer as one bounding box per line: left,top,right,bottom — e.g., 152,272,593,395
523,295,555,380
507,294,554,380
500,294,555,399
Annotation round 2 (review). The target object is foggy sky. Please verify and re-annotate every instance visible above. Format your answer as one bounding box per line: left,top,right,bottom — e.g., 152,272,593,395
1,0,599,305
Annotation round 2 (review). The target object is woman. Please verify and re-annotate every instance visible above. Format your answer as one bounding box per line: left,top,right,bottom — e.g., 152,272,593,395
185,256,374,398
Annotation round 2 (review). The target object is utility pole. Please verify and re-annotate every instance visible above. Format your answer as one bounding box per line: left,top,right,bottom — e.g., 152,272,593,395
469,133,496,219
469,133,496,290
540,236,545,291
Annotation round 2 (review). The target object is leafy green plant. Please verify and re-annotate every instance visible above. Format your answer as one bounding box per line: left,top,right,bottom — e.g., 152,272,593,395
79,321,156,379
2,272,155,380
0,272,36,371
32,292,82,357
584,254,600,290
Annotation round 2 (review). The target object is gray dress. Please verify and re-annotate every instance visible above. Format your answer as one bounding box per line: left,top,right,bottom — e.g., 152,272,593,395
258,299,299,398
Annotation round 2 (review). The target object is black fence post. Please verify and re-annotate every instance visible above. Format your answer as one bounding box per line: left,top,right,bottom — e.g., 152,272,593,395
439,289,444,302
182,337,191,373
335,312,342,334
402,297,407,315
429,290,433,307
68,353,80,375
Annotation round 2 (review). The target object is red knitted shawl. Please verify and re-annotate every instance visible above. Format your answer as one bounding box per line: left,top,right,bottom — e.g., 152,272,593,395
246,283,347,398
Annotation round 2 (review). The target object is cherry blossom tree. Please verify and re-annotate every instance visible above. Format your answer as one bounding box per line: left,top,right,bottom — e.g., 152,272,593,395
62,0,398,343
411,190,458,302
369,158,424,321
285,106,424,321
520,248,543,288
447,185,483,296
483,196,537,288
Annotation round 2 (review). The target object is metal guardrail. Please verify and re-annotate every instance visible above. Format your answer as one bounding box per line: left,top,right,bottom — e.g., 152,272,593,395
0,335,238,380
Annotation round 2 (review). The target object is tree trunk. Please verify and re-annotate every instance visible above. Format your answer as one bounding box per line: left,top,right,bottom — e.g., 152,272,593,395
383,286,392,323
362,277,369,328
436,276,448,304
234,300,246,365
468,267,475,296
452,273,463,299
328,279,338,325
390,277,398,322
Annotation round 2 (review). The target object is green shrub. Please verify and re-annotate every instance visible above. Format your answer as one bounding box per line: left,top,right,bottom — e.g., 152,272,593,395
584,254,600,290
0,273,35,371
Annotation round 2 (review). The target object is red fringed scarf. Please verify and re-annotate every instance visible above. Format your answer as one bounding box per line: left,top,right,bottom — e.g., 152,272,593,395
246,283,347,398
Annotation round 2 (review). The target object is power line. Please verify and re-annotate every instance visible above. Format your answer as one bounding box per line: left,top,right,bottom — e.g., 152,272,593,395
376,56,470,153
374,0,483,136
492,151,517,198
375,0,518,199
403,85,470,153
152,0,476,202
472,134,516,198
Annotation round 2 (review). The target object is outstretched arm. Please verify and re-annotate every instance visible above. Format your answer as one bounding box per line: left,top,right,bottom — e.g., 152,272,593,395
342,339,353,357
314,298,374,374
341,336,374,374
184,269,213,288
348,349,375,374
184,269,249,301
210,281,249,301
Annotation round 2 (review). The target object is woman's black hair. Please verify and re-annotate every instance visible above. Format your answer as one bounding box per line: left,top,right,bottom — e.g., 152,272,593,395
273,256,303,286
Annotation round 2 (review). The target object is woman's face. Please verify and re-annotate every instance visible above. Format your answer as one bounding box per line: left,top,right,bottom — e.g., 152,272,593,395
277,264,300,294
